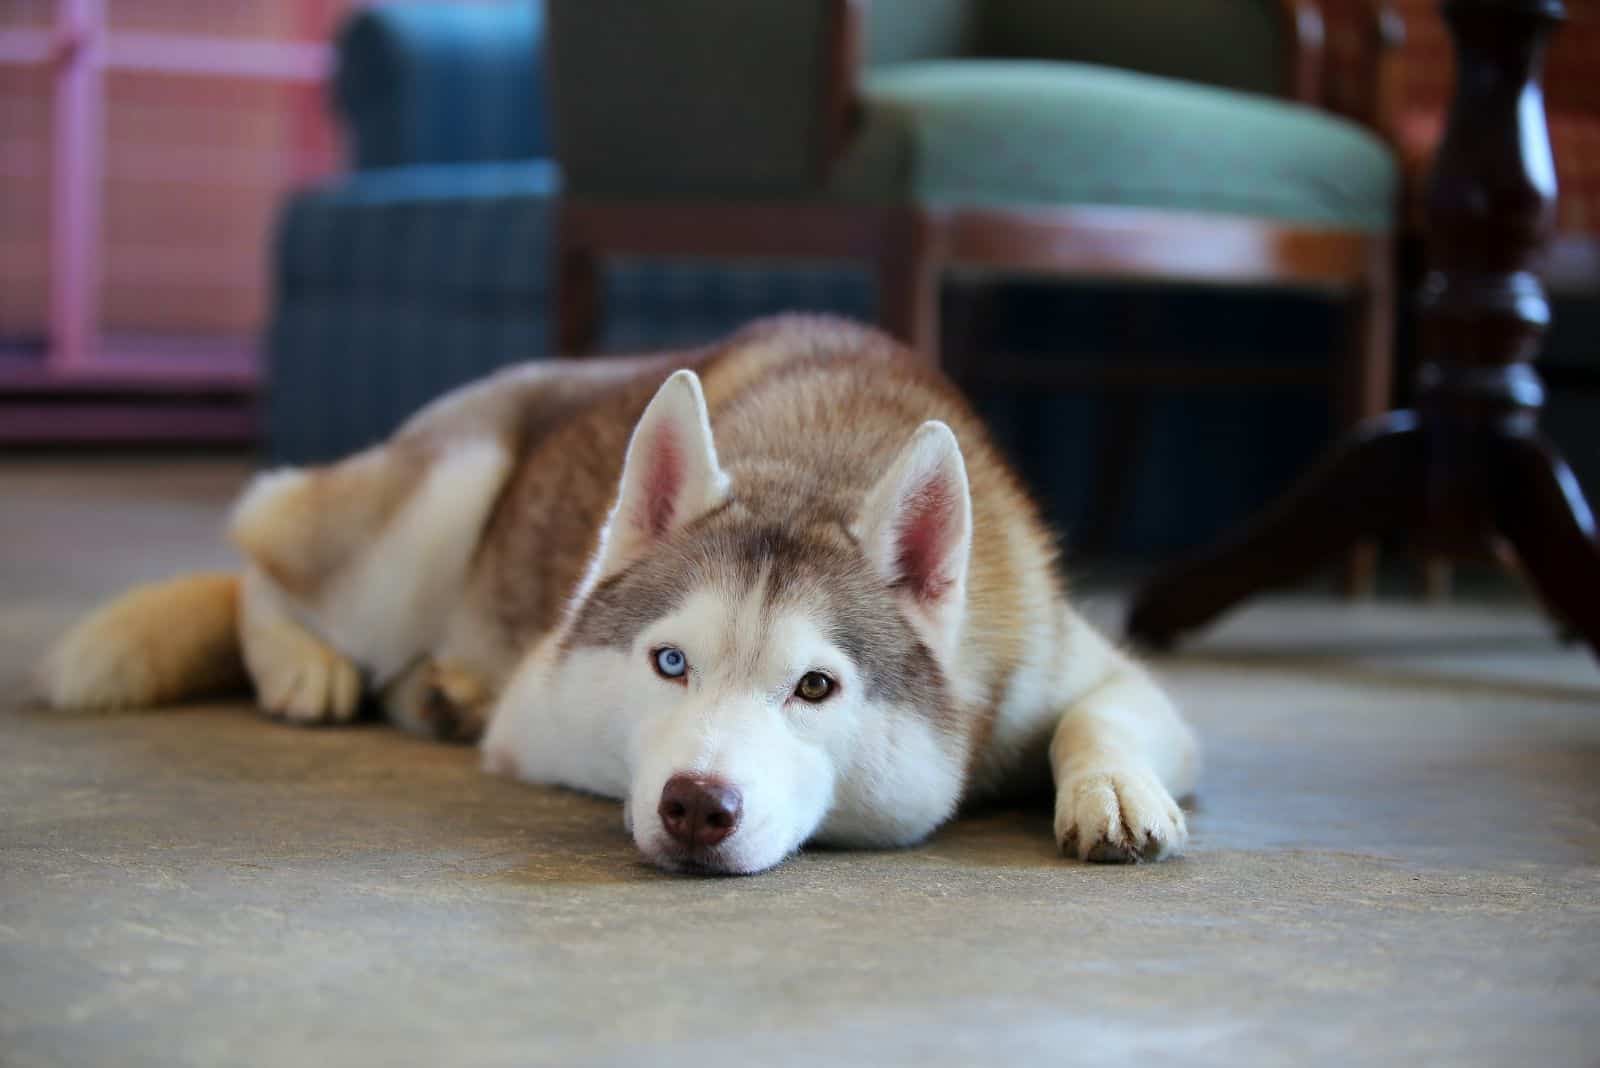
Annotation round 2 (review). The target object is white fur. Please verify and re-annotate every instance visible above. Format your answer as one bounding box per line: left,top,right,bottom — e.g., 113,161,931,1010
229,468,308,552
623,592,839,873
277,438,510,688
485,577,966,875
1047,613,1198,860
482,637,634,797
239,565,362,724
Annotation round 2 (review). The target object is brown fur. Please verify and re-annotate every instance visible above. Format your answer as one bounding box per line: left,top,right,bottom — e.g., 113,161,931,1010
38,572,247,709
458,316,1062,781
471,359,697,648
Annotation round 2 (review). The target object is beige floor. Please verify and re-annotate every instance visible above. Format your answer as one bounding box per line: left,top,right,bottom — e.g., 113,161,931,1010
2,460,1598,1067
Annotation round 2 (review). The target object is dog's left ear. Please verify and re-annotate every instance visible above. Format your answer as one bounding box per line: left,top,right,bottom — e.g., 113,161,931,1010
593,370,730,580
853,420,972,651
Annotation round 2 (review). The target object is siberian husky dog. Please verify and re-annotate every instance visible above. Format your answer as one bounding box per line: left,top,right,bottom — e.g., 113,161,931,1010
39,316,1198,875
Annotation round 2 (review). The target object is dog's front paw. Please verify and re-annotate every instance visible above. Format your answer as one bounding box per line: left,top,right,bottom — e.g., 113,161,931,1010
245,618,361,726
1055,764,1186,863
418,663,491,744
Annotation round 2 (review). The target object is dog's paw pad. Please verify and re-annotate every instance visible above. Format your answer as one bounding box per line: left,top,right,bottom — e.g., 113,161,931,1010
1055,766,1186,863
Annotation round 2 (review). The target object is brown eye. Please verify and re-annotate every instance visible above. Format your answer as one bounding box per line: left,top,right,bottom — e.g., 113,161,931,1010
795,672,834,703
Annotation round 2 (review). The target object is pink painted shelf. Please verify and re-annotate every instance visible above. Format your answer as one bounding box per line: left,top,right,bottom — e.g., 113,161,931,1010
0,0,344,445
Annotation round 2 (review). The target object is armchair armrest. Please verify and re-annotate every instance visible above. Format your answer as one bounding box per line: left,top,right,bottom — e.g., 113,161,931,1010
547,0,857,196
334,2,548,170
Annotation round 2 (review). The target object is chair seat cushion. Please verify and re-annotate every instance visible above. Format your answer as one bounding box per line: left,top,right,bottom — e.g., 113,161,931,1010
831,61,1397,231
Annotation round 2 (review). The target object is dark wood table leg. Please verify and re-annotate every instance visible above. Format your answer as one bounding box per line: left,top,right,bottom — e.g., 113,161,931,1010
1127,0,1600,661
1128,414,1423,646
1492,432,1600,647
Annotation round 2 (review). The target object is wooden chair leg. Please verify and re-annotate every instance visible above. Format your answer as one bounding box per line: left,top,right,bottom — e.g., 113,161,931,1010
1334,247,1396,597
555,241,601,357
1420,556,1454,600
877,216,942,366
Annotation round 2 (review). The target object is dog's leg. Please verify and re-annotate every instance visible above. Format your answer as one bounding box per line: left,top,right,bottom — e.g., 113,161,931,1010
381,658,492,744
239,566,362,725
1048,613,1199,862
231,437,512,700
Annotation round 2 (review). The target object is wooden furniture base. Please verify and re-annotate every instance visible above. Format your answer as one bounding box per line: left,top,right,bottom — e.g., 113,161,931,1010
1128,0,1600,661
0,346,259,445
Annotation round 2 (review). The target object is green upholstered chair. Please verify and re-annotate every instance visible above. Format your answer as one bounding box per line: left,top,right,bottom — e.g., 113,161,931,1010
547,0,1400,584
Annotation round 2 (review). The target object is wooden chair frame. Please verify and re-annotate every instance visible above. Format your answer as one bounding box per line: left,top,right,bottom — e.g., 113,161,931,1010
554,0,1404,588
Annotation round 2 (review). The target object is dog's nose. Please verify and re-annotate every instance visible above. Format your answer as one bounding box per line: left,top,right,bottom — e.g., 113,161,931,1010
658,775,742,849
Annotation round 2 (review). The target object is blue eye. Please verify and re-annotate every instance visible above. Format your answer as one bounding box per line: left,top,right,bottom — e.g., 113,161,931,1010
653,646,687,679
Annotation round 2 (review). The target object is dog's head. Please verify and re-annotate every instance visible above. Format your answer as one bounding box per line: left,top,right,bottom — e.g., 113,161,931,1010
498,370,975,874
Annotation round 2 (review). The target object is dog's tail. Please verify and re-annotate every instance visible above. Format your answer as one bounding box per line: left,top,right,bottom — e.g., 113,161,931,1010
37,572,248,710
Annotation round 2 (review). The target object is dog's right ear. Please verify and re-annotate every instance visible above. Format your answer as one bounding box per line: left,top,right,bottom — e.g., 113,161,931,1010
592,370,730,580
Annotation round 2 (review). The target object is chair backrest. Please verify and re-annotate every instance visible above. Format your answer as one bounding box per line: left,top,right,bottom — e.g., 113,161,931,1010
862,0,983,67
335,2,548,170
975,0,1288,97
548,0,1314,198
547,0,839,195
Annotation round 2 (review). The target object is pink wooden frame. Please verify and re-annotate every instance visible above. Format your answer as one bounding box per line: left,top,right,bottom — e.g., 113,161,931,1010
48,0,104,371
0,3,332,384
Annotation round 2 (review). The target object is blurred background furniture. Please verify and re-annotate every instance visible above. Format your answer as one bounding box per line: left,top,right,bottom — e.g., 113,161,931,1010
266,0,874,462
1129,0,1600,660
267,1,560,459
11,0,1583,580
0,0,1591,606
1334,0,1599,285
548,0,1402,589
0,0,348,443
261,0,1385,569
1323,0,1600,595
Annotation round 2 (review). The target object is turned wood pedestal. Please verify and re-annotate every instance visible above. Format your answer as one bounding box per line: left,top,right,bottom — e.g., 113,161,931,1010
1127,0,1600,661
